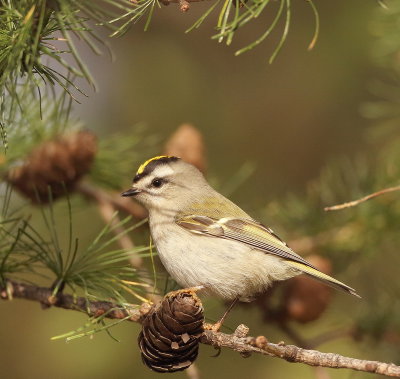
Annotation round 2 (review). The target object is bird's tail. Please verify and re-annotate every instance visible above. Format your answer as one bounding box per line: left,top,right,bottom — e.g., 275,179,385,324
285,260,361,298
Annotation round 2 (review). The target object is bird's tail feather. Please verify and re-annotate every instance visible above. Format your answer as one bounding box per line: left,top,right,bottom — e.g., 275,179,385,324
285,260,361,298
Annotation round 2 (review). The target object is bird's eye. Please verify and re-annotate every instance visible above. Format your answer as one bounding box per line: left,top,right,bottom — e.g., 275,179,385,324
151,178,164,188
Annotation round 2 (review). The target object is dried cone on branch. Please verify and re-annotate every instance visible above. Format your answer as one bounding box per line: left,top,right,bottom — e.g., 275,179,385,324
283,255,333,323
7,131,97,203
164,123,206,174
138,290,204,373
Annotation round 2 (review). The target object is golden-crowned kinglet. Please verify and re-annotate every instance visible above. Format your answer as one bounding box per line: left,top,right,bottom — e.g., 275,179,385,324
122,156,359,302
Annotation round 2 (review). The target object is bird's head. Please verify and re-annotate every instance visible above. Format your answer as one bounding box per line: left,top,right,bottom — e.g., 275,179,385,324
122,156,207,213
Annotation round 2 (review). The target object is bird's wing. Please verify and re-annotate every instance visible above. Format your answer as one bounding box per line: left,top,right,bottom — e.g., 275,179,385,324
175,215,317,269
176,214,360,297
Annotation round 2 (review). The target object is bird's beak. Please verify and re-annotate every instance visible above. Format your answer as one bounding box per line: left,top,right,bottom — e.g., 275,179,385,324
121,187,142,197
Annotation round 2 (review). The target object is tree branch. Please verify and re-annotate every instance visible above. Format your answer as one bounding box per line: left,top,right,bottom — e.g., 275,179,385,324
0,279,151,322
76,181,147,220
2,279,399,377
75,181,161,303
324,185,400,211
96,197,143,268
201,328,400,377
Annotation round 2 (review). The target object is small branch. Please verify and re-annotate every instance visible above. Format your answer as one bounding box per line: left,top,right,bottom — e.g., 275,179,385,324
201,329,400,377
76,181,147,220
2,280,399,377
0,279,151,322
96,194,142,268
76,181,160,302
324,185,400,211
76,180,146,269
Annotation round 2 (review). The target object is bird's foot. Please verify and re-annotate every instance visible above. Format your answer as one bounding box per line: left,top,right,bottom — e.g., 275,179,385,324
204,321,224,333
204,297,239,332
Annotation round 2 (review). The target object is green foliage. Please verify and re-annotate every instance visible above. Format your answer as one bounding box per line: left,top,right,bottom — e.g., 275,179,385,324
19,197,150,303
0,186,38,281
109,0,160,34
248,4,400,353
0,0,321,126
0,88,76,161
262,152,400,353
0,0,132,141
0,0,321,147
113,0,319,64
210,0,310,63
361,1,400,140
51,312,132,342
90,125,159,190
0,88,159,193
1,0,398,358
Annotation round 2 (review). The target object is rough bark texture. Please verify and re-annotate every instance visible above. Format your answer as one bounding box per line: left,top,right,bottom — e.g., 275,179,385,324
0,279,151,322
201,329,400,377
1,280,399,377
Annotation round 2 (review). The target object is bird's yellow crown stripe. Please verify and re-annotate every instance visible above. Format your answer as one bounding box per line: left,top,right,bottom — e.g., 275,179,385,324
137,156,176,175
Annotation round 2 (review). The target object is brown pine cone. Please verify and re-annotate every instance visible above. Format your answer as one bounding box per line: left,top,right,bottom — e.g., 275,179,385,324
164,124,207,174
138,290,204,373
283,255,333,323
7,130,97,203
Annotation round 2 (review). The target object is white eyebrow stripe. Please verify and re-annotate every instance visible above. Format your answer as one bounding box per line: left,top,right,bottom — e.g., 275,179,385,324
152,165,175,178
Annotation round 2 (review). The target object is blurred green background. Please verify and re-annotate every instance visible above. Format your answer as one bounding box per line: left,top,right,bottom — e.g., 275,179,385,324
2,1,397,378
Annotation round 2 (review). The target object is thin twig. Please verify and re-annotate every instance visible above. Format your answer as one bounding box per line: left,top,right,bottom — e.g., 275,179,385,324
76,182,160,302
95,194,161,303
2,280,399,377
201,329,400,377
76,180,145,269
96,196,142,268
0,279,150,321
76,181,147,220
324,185,400,211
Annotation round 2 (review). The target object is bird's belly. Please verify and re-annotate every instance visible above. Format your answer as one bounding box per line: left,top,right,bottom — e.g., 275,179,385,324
152,224,297,301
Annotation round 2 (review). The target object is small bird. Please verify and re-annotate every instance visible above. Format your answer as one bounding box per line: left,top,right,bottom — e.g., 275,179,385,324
122,156,360,307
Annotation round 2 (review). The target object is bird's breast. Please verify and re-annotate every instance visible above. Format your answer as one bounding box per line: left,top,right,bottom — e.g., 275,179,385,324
149,215,296,301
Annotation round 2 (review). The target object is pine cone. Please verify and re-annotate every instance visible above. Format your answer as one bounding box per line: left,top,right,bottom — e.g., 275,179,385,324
283,255,333,323
164,124,207,174
7,131,97,203
138,290,204,373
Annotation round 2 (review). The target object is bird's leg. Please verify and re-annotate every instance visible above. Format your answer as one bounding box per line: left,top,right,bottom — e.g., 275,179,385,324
206,297,239,332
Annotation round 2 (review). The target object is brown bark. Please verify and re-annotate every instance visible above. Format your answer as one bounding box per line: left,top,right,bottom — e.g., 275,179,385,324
2,279,399,377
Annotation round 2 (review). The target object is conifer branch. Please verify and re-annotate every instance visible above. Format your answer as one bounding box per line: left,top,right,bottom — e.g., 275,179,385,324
0,279,151,322
1,279,399,377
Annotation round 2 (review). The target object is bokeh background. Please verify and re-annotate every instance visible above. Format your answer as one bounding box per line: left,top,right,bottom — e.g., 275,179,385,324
2,0,399,378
